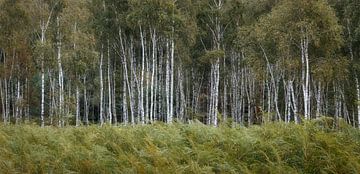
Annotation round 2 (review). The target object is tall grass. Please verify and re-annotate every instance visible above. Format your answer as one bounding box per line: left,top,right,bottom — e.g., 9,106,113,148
0,119,359,173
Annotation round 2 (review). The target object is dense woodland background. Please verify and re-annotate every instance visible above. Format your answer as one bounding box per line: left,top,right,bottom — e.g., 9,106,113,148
0,0,359,127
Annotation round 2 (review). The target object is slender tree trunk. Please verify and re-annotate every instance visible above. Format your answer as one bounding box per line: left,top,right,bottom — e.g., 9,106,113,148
260,45,281,120
119,29,134,124
83,76,89,125
145,48,150,122
107,40,112,125
40,27,46,127
356,78,360,128
76,84,80,126
0,80,5,123
112,65,117,125
150,29,156,123
290,79,299,124
99,45,104,126
178,64,185,122
301,29,311,120
15,80,20,124
315,81,322,118
129,38,138,124
139,26,145,124
123,74,128,125
166,40,171,122
57,17,64,127
169,36,175,123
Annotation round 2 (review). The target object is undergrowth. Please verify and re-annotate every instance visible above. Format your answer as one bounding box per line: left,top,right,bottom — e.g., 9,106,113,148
0,119,359,174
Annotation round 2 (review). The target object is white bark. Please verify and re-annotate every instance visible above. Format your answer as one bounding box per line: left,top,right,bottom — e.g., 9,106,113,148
260,45,281,121
356,78,360,128
129,38,138,124
123,76,128,125
301,29,311,120
76,85,80,126
166,40,171,122
112,66,117,125
289,80,299,124
40,25,46,127
56,17,64,127
169,36,175,123
0,80,5,123
139,26,145,124
107,40,112,125
150,29,156,123
119,29,134,124
83,76,89,125
38,4,54,127
99,45,104,126
178,64,185,121
15,80,20,124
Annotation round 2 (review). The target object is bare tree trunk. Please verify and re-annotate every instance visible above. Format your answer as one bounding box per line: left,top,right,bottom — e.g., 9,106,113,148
99,45,104,126
56,17,64,127
260,45,281,120
0,79,5,123
76,84,80,126
15,80,20,124
112,65,117,125
166,40,171,123
150,29,156,123
301,29,311,120
356,78,360,128
290,79,299,124
40,28,46,127
129,38,139,123
39,8,53,127
83,76,89,125
139,26,145,124
119,29,134,125
123,75,128,125
107,40,112,125
178,64,185,122
169,36,175,123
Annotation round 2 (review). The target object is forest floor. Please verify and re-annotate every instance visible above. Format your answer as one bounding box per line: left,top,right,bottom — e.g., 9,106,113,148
0,119,359,173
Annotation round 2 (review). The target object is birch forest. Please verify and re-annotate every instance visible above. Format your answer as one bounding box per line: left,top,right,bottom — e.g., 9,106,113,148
2,0,360,173
1,0,359,127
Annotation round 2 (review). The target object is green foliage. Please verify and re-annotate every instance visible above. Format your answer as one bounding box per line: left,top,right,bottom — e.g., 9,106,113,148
0,122,359,173
199,50,225,64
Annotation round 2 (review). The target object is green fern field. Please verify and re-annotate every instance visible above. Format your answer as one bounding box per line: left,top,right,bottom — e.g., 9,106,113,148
0,120,360,174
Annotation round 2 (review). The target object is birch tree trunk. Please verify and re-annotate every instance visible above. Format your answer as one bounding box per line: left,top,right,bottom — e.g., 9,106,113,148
301,29,311,120
40,26,46,127
76,84,80,126
169,36,175,123
83,76,89,125
356,78,360,128
289,79,299,124
347,19,360,128
123,74,128,125
166,40,171,123
139,26,145,124
119,29,134,125
107,40,112,125
112,65,117,125
178,64,185,122
15,80,20,124
0,80,5,123
99,45,104,126
150,29,156,123
56,17,65,127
